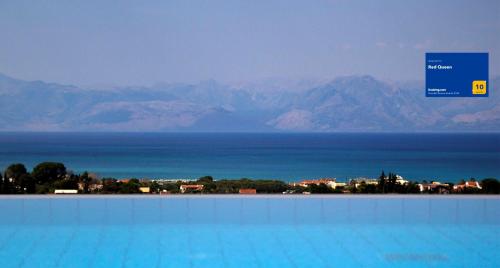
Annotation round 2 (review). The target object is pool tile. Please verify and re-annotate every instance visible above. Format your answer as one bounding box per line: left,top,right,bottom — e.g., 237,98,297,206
241,197,268,224
268,198,295,224
402,198,430,224
160,198,189,224
187,197,216,224
322,198,350,224
0,196,498,268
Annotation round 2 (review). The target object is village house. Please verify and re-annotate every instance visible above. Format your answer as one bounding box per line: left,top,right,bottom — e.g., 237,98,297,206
453,181,482,191
350,178,379,188
350,175,409,188
294,178,335,188
290,178,347,190
239,188,257,194
418,181,451,194
331,181,347,189
395,175,409,185
139,187,151,193
151,179,192,186
77,182,103,192
180,184,204,193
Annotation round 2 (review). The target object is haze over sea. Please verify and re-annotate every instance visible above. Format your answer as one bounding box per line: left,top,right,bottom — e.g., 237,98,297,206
1,132,498,182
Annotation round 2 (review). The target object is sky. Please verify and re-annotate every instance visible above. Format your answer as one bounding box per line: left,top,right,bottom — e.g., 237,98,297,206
0,0,499,87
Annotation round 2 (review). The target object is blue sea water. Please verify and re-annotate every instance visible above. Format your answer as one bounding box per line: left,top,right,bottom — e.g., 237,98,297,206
0,132,498,182
0,196,499,268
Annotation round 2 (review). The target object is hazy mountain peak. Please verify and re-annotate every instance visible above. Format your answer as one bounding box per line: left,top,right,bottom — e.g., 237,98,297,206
0,73,498,132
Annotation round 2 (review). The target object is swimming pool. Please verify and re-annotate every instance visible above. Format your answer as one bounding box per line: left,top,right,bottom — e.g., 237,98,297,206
0,195,498,267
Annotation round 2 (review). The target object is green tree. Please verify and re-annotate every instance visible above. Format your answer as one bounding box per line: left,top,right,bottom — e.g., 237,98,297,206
481,178,500,194
6,179,15,193
253,180,288,193
349,183,358,193
32,162,67,185
0,172,4,194
52,175,79,190
149,181,161,194
358,182,378,193
4,163,28,181
387,173,397,193
197,176,216,193
378,171,386,193
1,175,14,194
101,178,120,193
4,163,29,193
119,179,140,194
80,172,91,194
197,176,214,183
17,174,36,193
308,183,334,194
162,181,181,193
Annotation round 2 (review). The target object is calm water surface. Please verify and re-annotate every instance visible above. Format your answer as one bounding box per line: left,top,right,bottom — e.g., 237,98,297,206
0,132,498,182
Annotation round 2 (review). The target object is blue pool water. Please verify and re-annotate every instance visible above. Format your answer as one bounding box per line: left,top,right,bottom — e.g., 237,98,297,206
0,132,499,181
0,196,498,268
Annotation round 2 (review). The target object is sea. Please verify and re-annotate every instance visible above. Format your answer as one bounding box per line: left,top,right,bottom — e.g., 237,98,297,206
0,132,498,182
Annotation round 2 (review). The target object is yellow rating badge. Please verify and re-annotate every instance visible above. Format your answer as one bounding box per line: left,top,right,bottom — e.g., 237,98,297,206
472,80,487,95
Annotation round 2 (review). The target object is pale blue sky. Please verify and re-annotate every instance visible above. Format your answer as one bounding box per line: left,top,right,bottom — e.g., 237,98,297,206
0,0,499,87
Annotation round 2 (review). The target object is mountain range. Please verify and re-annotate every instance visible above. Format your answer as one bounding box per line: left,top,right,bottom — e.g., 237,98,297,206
0,73,498,132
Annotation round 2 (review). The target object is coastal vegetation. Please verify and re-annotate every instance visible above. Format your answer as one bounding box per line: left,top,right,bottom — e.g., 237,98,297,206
0,162,499,195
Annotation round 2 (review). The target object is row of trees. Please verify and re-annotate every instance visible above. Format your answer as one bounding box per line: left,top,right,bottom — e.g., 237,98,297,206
347,171,500,194
196,176,289,194
150,176,290,194
0,162,71,194
349,172,421,194
1,163,499,194
0,162,293,194
0,162,95,194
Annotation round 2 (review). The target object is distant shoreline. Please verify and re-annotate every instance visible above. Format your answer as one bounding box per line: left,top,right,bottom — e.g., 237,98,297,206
1,161,498,195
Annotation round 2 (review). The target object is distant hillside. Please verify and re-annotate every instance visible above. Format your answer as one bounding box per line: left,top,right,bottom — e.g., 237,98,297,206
0,73,498,132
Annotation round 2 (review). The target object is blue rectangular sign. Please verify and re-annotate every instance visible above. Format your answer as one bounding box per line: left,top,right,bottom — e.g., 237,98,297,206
426,53,488,97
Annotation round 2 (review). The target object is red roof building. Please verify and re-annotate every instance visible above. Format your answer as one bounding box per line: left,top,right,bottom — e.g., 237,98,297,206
453,181,482,191
239,188,257,194
180,184,204,193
